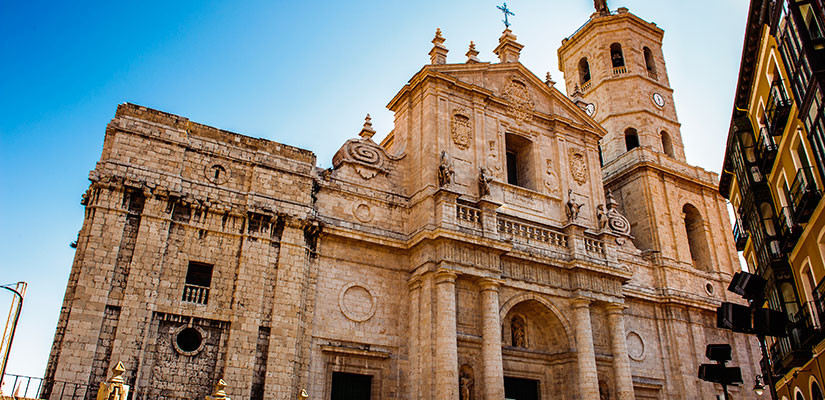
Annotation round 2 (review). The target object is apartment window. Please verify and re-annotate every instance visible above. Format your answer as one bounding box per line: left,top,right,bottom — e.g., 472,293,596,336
578,57,591,84
610,43,625,68
504,133,535,190
625,128,640,151
661,131,674,157
182,262,213,305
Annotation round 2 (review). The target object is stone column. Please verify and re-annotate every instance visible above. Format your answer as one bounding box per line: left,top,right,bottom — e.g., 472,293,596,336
479,279,505,400
605,304,635,400
572,297,600,399
434,270,459,400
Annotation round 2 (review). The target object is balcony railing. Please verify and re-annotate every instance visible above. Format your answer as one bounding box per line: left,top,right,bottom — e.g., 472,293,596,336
613,66,627,76
647,70,658,80
757,126,779,173
581,80,592,92
789,166,822,225
814,278,825,326
182,284,210,305
780,205,803,252
770,305,819,374
765,80,792,137
733,220,749,251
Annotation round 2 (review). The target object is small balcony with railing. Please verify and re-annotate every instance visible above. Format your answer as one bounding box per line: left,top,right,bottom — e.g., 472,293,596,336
757,126,779,173
790,166,822,224
182,284,210,305
733,219,749,251
780,206,804,253
770,304,820,375
765,79,793,137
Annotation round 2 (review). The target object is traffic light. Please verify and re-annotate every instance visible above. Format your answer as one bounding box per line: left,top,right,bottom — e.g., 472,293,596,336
716,302,752,333
727,271,766,300
706,344,732,362
698,363,743,385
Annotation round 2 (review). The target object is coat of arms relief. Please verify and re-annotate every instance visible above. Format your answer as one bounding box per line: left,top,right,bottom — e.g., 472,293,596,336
503,77,535,123
451,107,472,150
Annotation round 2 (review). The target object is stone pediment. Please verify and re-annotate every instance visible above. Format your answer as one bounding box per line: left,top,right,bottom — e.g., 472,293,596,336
331,137,403,180
390,63,606,137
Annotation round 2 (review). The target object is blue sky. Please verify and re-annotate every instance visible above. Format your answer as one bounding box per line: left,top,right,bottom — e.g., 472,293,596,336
0,0,748,378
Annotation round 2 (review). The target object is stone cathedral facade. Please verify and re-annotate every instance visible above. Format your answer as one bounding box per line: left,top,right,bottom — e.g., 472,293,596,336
44,5,760,400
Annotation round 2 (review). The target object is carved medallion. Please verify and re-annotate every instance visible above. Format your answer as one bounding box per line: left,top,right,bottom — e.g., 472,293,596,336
568,148,588,185
353,203,373,223
338,283,376,322
503,77,535,123
627,331,645,361
451,108,472,150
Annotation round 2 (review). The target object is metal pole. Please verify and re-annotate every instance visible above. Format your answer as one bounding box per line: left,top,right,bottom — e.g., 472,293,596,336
758,334,779,400
0,282,25,384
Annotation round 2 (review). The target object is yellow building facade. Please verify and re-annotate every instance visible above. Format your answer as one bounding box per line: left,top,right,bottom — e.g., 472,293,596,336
721,1,825,398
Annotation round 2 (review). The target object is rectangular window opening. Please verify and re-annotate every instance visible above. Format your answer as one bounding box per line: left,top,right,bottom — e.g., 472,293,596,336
182,261,213,305
504,133,535,190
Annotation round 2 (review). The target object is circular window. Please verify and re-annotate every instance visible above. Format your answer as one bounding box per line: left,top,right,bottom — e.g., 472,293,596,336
705,282,715,296
175,327,203,354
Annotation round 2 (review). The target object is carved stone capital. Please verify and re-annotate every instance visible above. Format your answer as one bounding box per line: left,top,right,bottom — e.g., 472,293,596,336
478,278,502,292
571,297,593,309
434,269,458,285
604,303,628,315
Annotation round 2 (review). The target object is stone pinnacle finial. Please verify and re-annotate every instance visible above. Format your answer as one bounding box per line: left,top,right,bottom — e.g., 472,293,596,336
359,114,376,140
466,41,480,63
606,189,619,209
429,28,448,65
493,28,523,63
96,361,129,400
206,379,230,400
545,72,556,86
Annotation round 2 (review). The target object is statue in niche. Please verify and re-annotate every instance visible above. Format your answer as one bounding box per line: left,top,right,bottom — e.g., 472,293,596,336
459,366,474,400
598,379,611,400
478,167,493,197
566,189,584,222
438,151,454,187
596,204,608,230
511,316,527,347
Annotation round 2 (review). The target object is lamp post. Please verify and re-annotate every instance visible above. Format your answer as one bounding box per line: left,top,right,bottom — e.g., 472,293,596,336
753,374,766,395
0,282,26,384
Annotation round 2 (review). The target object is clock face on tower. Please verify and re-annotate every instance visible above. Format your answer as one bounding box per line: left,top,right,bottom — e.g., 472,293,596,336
584,103,596,116
652,93,665,108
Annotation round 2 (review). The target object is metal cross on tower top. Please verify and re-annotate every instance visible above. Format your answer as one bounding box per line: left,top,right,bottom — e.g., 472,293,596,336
497,3,515,28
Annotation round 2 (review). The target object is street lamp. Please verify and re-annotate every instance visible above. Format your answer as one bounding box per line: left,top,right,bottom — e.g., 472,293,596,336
753,375,766,396
0,282,26,383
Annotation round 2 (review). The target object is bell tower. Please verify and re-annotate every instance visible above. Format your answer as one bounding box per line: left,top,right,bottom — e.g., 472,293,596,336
558,5,686,164
557,4,740,276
